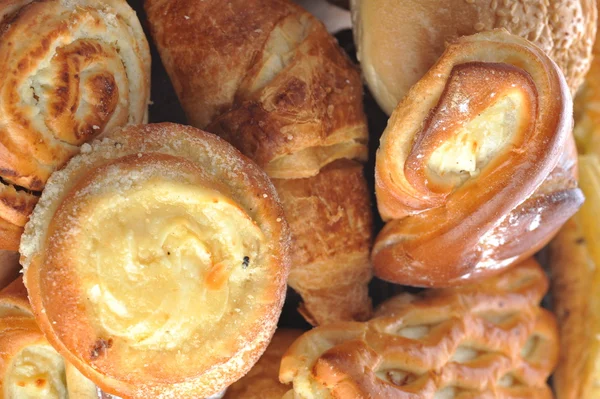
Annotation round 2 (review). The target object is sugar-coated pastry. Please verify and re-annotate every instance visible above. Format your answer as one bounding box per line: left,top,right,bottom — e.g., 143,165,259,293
280,258,558,398
0,0,150,250
145,0,372,325
19,123,291,399
373,30,582,287
351,0,597,114
223,329,304,399
550,155,600,399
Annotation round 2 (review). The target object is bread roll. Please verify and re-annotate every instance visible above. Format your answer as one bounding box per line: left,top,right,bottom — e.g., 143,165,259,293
281,258,558,398
223,329,304,399
0,251,19,290
550,154,600,399
0,0,151,250
373,30,582,286
145,0,373,325
351,0,597,114
19,123,291,399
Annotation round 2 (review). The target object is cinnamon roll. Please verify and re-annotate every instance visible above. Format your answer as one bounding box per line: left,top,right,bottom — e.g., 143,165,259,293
0,0,150,250
19,123,291,398
373,30,582,286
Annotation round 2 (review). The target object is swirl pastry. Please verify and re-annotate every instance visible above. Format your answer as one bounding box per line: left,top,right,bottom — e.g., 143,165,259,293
145,0,373,325
223,329,303,399
19,123,291,398
0,0,150,251
372,30,582,287
280,258,558,399
351,0,597,115
550,155,600,399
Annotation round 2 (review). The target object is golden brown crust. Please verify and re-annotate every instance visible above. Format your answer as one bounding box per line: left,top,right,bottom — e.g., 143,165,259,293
146,0,367,179
145,0,373,326
0,0,150,251
0,250,20,291
372,30,582,287
351,0,597,114
0,276,32,318
223,329,304,399
549,154,600,399
272,160,372,325
280,258,558,399
19,123,291,399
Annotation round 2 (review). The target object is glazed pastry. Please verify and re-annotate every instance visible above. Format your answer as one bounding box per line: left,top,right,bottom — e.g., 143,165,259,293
373,30,582,287
550,155,600,399
19,123,291,398
0,0,151,250
145,0,373,325
280,258,558,398
351,0,597,114
223,329,303,399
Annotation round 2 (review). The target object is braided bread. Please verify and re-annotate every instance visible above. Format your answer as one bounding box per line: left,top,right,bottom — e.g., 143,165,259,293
280,258,558,399
373,30,582,286
0,0,150,250
145,0,372,325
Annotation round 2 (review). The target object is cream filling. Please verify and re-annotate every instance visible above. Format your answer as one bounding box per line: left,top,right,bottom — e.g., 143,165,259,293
78,179,265,350
428,91,525,179
4,345,67,399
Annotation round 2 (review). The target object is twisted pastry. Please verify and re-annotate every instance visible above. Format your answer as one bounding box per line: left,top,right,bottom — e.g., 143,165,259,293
280,258,558,399
351,0,597,115
145,0,372,325
19,123,291,398
373,30,583,286
0,0,150,250
223,329,303,399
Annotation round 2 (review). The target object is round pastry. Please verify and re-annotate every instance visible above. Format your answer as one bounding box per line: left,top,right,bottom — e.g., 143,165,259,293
0,0,150,250
0,277,32,318
373,30,583,286
351,0,597,114
223,329,304,399
19,123,291,398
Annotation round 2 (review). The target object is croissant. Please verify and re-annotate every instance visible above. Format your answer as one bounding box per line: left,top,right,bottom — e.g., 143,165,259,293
223,329,304,399
19,123,291,399
280,258,558,399
351,0,597,115
0,0,150,251
373,30,583,287
550,155,600,399
145,0,373,325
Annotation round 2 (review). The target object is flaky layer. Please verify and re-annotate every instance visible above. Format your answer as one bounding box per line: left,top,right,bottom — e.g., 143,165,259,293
281,258,558,399
373,30,581,287
20,123,291,399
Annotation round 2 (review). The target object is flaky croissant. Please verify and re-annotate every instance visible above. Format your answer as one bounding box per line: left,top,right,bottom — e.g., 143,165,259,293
0,0,150,251
145,0,373,325
373,30,582,287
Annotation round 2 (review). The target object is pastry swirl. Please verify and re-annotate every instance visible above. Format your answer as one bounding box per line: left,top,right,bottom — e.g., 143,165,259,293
145,0,373,325
19,123,291,399
280,258,558,399
0,0,150,250
373,30,583,286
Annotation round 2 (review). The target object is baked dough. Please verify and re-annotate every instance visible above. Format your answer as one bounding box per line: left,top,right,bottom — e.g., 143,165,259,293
0,0,150,250
280,258,558,398
373,30,582,286
19,123,291,399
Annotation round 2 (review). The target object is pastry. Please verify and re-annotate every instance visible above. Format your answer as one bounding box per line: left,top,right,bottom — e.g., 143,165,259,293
0,250,19,290
550,154,600,399
19,123,291,398
223,329,304,399
145,0,373,325
0,277,31,318
373,30,583,286
280,258,558,398
351,0,597,114
0,0,151,250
